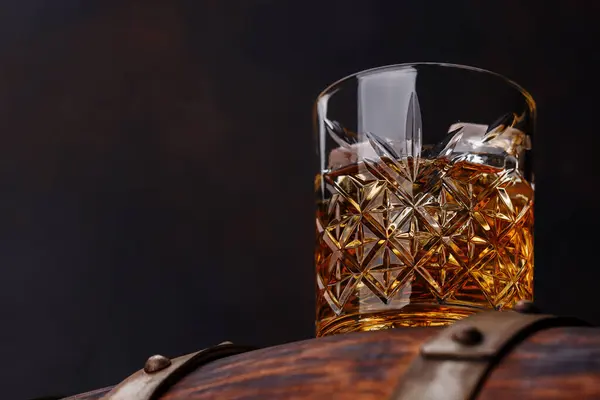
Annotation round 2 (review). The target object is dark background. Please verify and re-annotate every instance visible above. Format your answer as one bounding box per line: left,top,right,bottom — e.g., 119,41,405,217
0,1,598,398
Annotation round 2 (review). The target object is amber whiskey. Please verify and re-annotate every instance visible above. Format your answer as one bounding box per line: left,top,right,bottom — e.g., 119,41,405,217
315,157,533,337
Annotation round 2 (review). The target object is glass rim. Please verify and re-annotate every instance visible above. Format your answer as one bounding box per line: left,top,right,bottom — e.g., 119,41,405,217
316,62,535,110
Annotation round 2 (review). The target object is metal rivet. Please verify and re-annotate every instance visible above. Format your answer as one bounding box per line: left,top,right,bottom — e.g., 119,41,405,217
514,300,541,314
452,326,484,346
144,355,171,373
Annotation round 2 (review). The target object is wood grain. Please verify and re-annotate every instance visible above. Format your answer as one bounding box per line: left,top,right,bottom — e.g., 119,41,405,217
479,327,600,399
163,328,435,400
67,327,600,399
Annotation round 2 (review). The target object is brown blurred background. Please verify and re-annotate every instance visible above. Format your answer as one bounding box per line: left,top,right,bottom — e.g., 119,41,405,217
1,1,598,398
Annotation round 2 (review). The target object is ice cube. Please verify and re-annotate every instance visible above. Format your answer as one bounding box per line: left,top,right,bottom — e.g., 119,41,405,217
447,122,530,156
328,136,388,169
325,88,424,169
425,126,464,158
328,146,358,169
325,119,409,169
326,120,377,168
437,122,531,169
481,113,515,143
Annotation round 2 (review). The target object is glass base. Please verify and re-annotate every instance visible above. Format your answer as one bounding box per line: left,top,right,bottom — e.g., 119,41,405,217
316,304,482,337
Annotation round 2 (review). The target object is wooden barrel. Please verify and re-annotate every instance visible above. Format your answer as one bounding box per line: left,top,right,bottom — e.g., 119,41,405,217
66,311,600,400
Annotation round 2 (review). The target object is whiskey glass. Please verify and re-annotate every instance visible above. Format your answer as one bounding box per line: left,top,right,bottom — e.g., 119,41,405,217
314,63,535,336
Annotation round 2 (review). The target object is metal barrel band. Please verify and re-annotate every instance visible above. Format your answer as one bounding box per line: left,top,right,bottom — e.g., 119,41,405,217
391,310,590,400
99,342,255,400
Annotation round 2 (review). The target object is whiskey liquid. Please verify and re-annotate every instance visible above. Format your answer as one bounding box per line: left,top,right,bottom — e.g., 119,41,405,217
315,157,533,337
